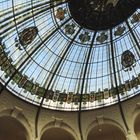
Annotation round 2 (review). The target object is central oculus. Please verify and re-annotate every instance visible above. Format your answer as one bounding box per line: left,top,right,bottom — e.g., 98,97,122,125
68,0,139,30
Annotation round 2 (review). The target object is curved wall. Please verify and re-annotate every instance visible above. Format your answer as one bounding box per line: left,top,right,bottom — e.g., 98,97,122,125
0,116,28,140
41,128,75,140
0,89,139,140
87,124,126,140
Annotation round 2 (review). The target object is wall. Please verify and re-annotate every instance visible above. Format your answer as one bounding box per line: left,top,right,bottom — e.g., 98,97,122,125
0,89,140,140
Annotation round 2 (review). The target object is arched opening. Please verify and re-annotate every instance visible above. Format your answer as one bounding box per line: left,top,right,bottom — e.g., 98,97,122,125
41,127,75,140
0,116,28,140
87,124,126,140
134,113,140,140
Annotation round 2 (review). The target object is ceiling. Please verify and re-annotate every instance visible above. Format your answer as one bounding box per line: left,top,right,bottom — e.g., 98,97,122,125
0,0,140,111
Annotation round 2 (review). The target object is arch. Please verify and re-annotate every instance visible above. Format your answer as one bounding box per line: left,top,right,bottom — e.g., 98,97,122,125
40,121,78,140
0,108,32,140
41,127,76,140
86,118,127,140
0,116,28,140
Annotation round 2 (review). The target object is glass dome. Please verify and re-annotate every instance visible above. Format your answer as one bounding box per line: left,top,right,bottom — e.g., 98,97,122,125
0,0,140,111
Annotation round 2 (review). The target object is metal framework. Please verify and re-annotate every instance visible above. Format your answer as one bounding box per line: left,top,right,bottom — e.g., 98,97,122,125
0,0,140,139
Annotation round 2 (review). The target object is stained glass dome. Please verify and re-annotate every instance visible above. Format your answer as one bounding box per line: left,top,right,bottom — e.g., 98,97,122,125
0,0,140,111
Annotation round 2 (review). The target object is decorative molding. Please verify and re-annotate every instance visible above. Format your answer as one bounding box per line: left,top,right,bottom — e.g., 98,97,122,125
126,131,137,140
52,116,63,128
136,102,140,108
11,106,23,118
96,115,104,130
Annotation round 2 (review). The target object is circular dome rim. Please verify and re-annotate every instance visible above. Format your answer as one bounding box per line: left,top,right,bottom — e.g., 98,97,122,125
0,0,139,111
